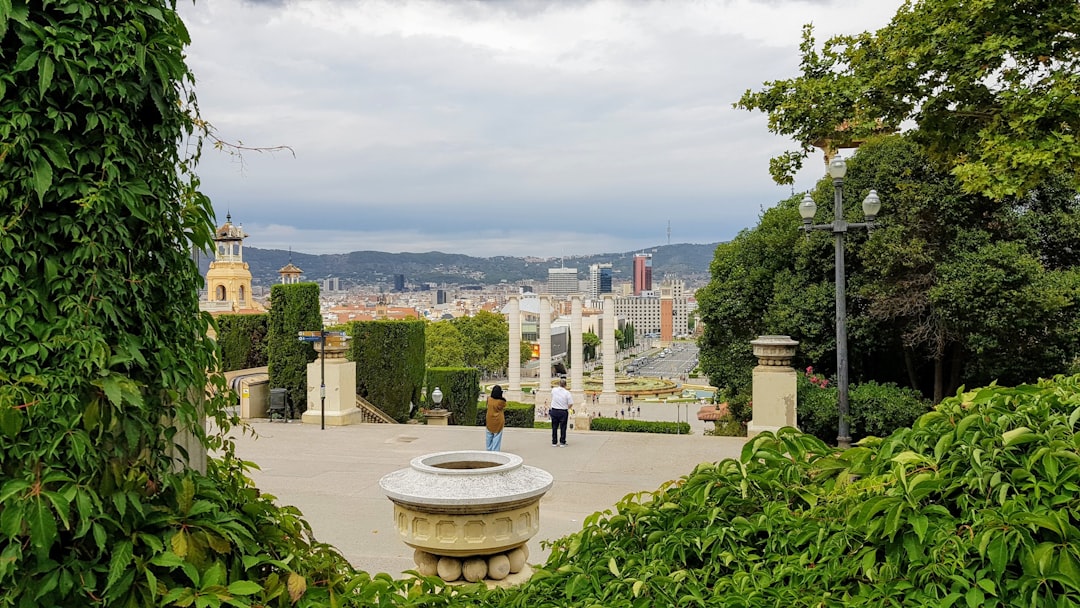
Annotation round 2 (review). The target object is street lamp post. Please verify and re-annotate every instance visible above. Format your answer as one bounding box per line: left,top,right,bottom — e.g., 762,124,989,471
798,154,881,449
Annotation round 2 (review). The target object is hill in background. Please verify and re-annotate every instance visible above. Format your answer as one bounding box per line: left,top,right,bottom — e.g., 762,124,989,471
199,243,721,289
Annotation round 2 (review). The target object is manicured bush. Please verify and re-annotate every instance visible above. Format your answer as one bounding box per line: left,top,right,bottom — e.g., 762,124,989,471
267,283,321,414
348,319,425,422
797,369,931,443
475,401,535,427
590,418,692,434
425,367,480,425
215,313,269,371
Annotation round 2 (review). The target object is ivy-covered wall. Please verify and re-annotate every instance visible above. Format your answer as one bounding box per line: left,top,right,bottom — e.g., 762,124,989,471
426,367,480,425
267,283,321,414
216,313,269,372
348,320,425,422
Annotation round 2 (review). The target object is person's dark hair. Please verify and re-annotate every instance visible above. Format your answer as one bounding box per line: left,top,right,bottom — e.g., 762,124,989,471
491,385,504,400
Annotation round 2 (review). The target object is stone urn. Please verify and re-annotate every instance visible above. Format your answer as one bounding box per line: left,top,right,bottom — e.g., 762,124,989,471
379,450,553,583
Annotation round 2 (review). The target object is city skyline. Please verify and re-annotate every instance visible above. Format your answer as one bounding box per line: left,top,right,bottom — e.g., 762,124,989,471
179,0,906,258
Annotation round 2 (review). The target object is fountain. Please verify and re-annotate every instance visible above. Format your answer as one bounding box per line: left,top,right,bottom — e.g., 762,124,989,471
379,450,553,583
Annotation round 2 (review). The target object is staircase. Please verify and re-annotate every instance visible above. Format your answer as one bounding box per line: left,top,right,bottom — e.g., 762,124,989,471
355,395,398,424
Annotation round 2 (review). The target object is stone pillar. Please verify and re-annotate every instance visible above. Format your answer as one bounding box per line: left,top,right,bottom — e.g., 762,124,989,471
570,295,585,406
302,336,365,426
600,294,618,406
747,335,799,437
535,295,552,406
507,295,522,402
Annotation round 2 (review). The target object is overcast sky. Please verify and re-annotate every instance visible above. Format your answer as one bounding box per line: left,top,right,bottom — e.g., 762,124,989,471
179,0,905,257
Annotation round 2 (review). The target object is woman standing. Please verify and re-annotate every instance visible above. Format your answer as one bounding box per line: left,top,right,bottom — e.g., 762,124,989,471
485,385,507,451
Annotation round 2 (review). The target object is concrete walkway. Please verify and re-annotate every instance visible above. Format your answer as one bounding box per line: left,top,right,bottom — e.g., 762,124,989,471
226,421,747,577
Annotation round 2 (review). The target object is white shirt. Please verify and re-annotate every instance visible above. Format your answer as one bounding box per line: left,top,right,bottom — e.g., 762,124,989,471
550,386,573,410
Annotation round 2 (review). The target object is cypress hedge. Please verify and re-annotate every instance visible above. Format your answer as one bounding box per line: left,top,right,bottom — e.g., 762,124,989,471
267,283,321,414
348,319,425,422
426,367,480,425
476,400,535,427
215,313,269,372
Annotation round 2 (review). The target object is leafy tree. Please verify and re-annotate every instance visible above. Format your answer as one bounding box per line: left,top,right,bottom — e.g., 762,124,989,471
452,310,509,377
425,320,465,368
581,331,601,361
348,319,425,422
267,283,321,414
697,135,1080,403
737,1,1080,199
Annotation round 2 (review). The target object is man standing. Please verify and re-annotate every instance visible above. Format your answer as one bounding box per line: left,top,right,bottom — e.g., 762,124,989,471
549,378,573,447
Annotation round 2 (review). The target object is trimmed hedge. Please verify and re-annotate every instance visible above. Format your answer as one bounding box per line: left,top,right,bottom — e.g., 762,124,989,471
590,418,692,434
216,313,269,372
475,400,535,428
426,367,480,425
267,283,321,415
348,320,425,423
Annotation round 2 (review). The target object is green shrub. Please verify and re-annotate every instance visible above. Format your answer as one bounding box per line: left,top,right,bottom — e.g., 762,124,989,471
590,418,692,434
267,283,321,414
797,370,931,443
348,319,425,422
476,400,534,427
534,421,552,429
215,313,269,371
506,374,1080,606
425,367,480,425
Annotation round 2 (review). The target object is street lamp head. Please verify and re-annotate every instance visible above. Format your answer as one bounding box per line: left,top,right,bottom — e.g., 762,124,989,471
431,387,443,407
827,154,847,179
862,189,881,222
798,193,817,228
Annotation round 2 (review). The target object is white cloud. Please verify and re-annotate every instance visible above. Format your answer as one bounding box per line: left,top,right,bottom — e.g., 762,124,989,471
179,0,905,257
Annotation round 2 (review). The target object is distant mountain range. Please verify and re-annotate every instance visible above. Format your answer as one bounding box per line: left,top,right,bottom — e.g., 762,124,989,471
199,243,721,289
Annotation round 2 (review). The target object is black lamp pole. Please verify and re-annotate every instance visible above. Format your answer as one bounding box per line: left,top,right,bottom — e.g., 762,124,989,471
799,155,881,449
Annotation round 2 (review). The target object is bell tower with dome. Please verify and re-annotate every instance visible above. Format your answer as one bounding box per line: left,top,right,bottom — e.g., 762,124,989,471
203,214,256,312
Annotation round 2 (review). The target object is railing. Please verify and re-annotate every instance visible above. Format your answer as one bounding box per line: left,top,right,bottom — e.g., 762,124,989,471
355,395,397,424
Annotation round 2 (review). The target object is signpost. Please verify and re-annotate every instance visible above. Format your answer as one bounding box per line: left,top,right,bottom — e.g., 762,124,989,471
297,330,348,430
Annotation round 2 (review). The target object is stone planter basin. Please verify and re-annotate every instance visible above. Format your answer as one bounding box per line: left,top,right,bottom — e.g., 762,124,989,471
379,450,553,558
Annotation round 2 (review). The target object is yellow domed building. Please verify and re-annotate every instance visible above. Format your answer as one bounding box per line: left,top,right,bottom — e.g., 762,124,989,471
200,214,264,314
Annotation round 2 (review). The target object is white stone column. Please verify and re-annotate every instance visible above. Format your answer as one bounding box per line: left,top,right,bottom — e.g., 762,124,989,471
535,295,553,406
507,295,522,402
747,335,799,437
600,294,618,406
570,295,585,406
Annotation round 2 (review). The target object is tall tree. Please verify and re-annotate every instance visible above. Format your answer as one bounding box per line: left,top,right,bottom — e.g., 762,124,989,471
453,310,510,377
425,320,465,368
737,0,1080,199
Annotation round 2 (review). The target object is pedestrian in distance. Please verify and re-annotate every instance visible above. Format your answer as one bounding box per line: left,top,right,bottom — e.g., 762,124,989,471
549,378,572,447
485,385,507,451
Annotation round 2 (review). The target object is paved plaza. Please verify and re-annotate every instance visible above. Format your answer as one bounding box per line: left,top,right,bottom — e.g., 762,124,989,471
225,420,747,577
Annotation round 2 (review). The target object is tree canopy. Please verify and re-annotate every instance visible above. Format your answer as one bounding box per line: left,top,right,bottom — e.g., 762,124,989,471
697,135,1080,403
737,0,1080,199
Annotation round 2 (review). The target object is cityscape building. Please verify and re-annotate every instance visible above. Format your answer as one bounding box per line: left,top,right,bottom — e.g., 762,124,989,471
393,274,405,292
546,267,579,298
613,278,689,344
588,263,613,300
632,253,652,295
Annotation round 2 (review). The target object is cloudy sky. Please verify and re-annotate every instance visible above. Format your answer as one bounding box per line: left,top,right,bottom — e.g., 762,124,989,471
179,0,905,257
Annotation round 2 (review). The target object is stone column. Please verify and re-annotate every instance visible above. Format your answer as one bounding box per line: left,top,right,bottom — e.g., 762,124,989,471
570,295,585,406
535,295,552,406
600,294,618,406
747,335,799,437
302,336,365,426
507,295,522,402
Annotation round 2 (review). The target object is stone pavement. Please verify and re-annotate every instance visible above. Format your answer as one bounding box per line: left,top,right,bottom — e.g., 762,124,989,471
225,420,747,577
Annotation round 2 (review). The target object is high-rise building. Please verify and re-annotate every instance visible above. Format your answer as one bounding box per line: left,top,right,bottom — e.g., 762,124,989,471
436,289,447,305
547,267,579,298
614,278,689,343
632,253,652,296
393,274,405,292
588,263,613,300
